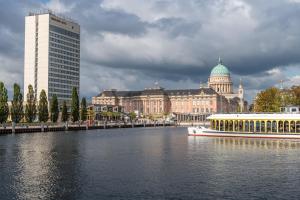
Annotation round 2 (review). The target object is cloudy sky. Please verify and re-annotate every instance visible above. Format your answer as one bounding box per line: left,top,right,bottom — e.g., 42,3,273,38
0,0,300,102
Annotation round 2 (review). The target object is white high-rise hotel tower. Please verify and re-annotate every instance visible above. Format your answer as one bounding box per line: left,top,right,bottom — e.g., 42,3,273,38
24,11,80,103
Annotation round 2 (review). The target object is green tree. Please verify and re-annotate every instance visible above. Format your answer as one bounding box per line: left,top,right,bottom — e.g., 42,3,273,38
248,104,254,112
291,85,300,105
25,85,37,123
61,101,69,122
0,82,9,124
80,97,87,121
38,90,49,122
254,87,282,112
11,83,23,123
71,87,79,122
107,111,113,121
50,94,59,123
112,112,120,120
129,112,136,121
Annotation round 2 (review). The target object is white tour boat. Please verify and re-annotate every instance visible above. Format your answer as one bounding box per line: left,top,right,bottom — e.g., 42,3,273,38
188,107,300,139
188,126,300,139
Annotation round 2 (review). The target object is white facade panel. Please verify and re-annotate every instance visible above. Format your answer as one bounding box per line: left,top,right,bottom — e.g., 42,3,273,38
24,12,80,103
37,14,49,98
24,16,36,97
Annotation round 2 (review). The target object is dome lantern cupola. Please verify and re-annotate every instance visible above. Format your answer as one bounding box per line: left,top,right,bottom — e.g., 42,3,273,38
210,57,230,77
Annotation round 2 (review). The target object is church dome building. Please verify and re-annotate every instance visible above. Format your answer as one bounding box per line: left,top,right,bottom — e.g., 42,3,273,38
208,58,233,94
208,58,245,111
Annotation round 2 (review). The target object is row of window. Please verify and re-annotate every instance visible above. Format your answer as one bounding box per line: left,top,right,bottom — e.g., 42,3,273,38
49,83,75,90
50,32,79,44
49,72,79,80
49,87,72,94
50,47,79,58
50,25,80,39
49,92,71,99
50,57,79,67
49,68,79,76
171,97,214,100
50,63,79,72
49,52,79,63
50,37,79,49
50,42,79,53
49,78,79,85
192,108,212,113
192,101,213,106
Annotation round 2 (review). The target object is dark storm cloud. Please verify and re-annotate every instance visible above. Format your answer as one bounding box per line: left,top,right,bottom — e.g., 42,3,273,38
0,0,300,101
57,0,148,36
153,17,201,37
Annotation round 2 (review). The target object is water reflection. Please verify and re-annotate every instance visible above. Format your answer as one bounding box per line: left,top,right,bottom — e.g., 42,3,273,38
188,136,300,149
11,133,82,200
0,128,300,200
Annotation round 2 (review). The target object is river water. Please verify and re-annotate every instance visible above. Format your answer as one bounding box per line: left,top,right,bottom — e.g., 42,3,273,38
0,127,300,200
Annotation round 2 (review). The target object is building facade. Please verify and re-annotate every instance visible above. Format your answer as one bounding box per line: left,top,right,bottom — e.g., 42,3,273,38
92,59,246,118
208,58,245,111
24,11,80,103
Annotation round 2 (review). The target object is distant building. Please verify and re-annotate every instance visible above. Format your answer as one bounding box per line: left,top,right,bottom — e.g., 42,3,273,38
92,59,247,120
24,11,80,103
87,104,124,121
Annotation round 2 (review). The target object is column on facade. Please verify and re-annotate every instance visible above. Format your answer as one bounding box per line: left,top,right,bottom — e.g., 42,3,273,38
264,120,267,132
259,120,261,133
270,121,273,133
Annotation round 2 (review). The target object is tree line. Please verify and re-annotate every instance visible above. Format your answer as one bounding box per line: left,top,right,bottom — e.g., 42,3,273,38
0,82,87,124
253,86,300,112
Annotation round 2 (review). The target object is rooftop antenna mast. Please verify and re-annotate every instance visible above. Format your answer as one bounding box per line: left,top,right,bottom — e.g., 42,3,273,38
279,79,284,90
218,56,222,64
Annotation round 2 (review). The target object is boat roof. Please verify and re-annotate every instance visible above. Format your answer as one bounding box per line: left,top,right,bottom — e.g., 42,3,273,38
207,113,300,120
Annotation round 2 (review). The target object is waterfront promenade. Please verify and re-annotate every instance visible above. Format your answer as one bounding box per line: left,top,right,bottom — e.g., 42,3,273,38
0,121,175,134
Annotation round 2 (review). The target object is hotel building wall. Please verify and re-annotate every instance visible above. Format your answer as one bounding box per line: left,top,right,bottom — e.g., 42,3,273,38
24,12,80,103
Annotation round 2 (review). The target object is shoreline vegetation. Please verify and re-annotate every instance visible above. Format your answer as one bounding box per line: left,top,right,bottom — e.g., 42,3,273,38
0,83,89,128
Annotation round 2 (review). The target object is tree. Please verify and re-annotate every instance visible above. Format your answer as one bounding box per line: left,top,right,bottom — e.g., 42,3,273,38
0,82,9,124
112,112,120,121
11,83,23,123
129,112,136,121
248,104,254,112
80,97,87,121
25,85,37,123
291,85,300,105
50,94,59,123
71,87,79,122
61,101,69,122
254,87,282,112
38,90,49,122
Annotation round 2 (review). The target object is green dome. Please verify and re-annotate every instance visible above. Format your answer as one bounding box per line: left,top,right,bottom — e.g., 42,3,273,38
210,58,230,76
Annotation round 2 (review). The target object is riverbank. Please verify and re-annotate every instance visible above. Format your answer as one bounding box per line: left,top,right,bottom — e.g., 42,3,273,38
0,122,175,134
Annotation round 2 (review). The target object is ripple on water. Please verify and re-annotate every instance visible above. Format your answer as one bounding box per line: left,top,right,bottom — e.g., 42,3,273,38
0,127,299,200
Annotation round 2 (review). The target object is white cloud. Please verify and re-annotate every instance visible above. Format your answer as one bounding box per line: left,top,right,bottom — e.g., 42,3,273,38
45,0,75,13
0,0,300,102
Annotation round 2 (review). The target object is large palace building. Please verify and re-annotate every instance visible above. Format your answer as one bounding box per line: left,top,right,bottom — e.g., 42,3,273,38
92,59,247,119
